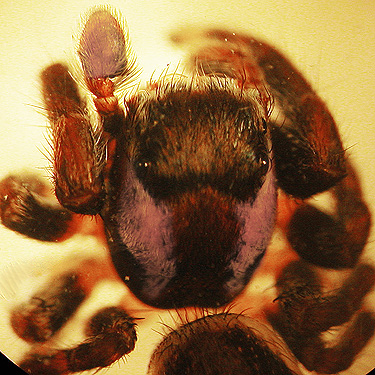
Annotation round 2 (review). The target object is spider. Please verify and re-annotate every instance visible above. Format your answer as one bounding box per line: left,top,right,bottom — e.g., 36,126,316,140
0,6,374,375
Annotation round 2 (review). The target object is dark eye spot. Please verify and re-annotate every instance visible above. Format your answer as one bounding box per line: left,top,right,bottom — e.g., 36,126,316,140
134,159,153,180
138,161,152,169
258,152,269,175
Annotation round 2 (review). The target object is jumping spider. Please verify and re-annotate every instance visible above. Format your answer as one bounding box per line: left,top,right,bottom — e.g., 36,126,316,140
0,6,374,375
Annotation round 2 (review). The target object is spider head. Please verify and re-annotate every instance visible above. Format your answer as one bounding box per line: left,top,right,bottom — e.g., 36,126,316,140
103,79,277,308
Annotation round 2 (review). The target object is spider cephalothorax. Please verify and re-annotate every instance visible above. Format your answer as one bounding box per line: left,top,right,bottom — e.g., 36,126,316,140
0,7,373,375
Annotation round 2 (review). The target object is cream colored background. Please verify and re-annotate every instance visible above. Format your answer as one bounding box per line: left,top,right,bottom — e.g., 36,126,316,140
0,0,375,374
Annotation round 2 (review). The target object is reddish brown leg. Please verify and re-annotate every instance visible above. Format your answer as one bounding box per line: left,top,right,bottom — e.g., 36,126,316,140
267,260,375,373
251,41,347,197
0,174,75,241
41,64,106,215
9,258,136,375
288,160,371,268
19,306,137,375
11,272,85,343
10,258,116,343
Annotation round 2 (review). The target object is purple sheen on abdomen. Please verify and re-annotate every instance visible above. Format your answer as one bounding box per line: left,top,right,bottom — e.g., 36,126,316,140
112,163,277,306
225,165,277,294
114,167,177,299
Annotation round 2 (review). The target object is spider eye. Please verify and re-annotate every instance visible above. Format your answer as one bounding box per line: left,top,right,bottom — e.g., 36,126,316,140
257,152,269,175
134,159,153,180
138,161,152,169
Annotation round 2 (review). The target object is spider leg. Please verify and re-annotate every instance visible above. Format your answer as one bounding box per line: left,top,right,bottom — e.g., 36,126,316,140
19,306,137,375
0,174,75,241
267,260,375,373
11,272,85,343
41,63,106,215
288,160,371,268
10,258,116,344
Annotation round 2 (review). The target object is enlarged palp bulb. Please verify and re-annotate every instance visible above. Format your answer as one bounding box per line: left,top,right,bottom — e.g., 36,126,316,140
77,9,133,123
78,9,128,80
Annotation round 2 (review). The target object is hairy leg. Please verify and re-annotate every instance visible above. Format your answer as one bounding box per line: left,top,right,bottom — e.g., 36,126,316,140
0,174,75,241
20,306,137,375
41,64,106,215
267,260,375,373
10,258,116,343
8,256,137,375
288,161,371,268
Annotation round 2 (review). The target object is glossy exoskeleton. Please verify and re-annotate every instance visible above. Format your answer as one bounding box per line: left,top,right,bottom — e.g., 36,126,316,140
0,7,374,375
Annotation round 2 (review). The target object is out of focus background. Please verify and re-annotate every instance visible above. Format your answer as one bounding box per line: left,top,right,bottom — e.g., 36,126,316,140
1,0,375,374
